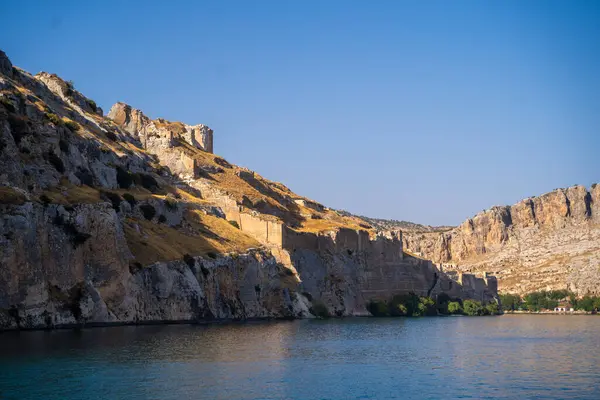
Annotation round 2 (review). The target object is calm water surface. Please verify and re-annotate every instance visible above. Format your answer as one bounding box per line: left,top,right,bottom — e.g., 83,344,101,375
1,315,599,399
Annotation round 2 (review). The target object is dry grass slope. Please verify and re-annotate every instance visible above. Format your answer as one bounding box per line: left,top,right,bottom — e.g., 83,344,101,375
124,213,260,265
0,186,28,205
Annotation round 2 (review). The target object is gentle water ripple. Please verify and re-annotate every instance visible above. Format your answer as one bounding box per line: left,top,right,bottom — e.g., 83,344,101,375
1,315,600,399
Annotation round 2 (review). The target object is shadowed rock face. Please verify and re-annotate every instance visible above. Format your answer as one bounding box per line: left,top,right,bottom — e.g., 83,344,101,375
404,185,600,295
0,50,12,77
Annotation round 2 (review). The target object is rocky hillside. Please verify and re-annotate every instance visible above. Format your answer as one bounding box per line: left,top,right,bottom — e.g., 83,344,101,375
0,50,496,329
403,185,600,295
337,210,453,233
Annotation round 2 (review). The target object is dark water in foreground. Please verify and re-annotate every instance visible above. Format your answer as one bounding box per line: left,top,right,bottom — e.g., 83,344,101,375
1,316,600,400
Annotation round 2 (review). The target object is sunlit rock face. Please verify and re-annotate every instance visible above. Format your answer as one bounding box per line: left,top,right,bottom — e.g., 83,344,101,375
108,102,213,153
403,185,600,295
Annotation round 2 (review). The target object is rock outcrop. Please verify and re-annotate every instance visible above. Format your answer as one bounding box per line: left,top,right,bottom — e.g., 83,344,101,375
0,50,13,78
0,50,497,330
108,102,213,153
403,185,600,295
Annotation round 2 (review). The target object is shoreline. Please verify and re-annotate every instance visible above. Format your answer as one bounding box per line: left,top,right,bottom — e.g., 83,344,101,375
503,310,596,315
6,311,594,333
0,313,503,333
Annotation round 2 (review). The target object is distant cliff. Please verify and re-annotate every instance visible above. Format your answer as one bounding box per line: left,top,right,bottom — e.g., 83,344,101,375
403,185,600,295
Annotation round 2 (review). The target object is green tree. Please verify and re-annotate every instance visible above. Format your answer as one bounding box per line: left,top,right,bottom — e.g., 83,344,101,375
569,293,578,310
485,303,500,315
463,299,484,316
499,294,521,311
548,290,571,300
389,293,420,316
577,296,595,312
448,301,463,315
419,297,437,316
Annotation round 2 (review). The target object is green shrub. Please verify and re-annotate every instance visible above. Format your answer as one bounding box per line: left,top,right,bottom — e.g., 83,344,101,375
523,291,564,311
448,301,463,315
228,220,240,229
0,97,16,113
388,293,420,316
463,300,484,316
578,296,595,312
419,296,437,316
158,215,167,223
485,303,500,315
499,293,522,311
310,301,330,318
63,119,80,132
45,112,62,126
87,99,97,112
395,303,409,316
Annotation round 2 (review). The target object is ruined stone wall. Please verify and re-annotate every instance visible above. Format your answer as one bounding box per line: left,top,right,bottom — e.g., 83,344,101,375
238,213,283,246
108,102,214,157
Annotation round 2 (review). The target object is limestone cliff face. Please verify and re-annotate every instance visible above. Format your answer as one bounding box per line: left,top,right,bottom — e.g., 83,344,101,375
0,50,496,330
403,185,600,295
108,102,213,154
285,228,496,316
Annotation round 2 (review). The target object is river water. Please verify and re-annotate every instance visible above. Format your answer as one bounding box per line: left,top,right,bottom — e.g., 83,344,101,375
1,315,599,399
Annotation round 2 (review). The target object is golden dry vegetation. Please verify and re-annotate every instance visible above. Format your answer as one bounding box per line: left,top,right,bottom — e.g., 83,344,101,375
124,212,260,265
0,186,28,205
41,181,101,205
171,139,372,233
299,217,367,233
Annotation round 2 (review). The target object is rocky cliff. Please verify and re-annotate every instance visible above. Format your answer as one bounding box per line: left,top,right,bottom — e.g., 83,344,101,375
0,50,496,330
403,185,600,295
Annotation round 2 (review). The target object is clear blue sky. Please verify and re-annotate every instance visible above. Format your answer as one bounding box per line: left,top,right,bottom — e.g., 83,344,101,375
2,1,599,225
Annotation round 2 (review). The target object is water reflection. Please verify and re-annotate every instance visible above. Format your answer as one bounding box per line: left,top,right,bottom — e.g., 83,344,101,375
1,316,600,399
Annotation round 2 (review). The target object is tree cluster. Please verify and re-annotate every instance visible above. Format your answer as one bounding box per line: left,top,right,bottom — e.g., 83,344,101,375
500,290,600,312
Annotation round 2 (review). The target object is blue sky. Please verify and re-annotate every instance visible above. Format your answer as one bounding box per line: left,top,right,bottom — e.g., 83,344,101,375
2,1,599,225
